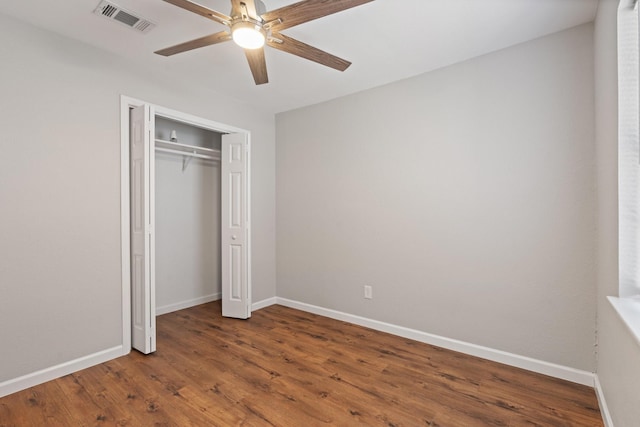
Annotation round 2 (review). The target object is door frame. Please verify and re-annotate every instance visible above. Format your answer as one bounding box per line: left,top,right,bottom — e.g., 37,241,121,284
120,95,252,351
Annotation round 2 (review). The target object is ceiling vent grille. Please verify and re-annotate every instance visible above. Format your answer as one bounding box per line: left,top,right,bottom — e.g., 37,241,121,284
93,1,156,34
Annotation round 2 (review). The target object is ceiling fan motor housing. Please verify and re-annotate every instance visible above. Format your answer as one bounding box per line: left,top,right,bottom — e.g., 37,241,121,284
231,0,267,22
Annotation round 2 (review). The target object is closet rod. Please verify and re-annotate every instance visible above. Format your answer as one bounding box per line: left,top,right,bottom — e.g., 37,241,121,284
155,138,220,154
155,147,220,161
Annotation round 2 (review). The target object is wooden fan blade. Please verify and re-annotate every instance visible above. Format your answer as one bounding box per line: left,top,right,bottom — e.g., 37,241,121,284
162,0,231,26
245,48,269,85
155,31,231,56
262,0,374,31
268,32,350,71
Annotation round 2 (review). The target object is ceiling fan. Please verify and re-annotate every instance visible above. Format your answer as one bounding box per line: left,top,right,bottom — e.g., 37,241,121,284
155,0,374,85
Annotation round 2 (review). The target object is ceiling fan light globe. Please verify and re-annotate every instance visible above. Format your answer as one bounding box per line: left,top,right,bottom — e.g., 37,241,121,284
232,23,265,49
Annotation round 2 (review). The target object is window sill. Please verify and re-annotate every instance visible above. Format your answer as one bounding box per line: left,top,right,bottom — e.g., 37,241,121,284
608,296,640,347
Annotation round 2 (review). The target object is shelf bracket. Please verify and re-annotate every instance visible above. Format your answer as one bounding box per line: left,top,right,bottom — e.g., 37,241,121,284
182,151,195,171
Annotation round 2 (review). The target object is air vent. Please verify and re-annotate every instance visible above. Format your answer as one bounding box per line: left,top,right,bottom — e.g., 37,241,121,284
93,1,156,34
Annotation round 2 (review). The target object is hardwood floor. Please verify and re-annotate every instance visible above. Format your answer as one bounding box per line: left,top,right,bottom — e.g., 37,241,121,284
0,302,603,426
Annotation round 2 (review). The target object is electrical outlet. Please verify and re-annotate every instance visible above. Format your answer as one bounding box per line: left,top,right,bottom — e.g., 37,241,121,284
364,285,373,299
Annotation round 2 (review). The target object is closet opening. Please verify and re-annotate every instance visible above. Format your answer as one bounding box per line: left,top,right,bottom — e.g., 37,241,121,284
154,117,222,317
121,96,252,355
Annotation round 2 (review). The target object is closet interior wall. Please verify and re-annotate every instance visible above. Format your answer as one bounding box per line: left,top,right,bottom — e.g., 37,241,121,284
155,116,222,315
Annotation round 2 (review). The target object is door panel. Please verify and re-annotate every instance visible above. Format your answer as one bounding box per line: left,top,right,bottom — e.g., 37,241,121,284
130,104,156,353
221,133,250,318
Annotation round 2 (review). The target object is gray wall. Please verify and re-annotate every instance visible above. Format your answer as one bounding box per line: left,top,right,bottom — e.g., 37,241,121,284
0,12,276,383
595,1,640,425
155,117,221,312
276,24,597,371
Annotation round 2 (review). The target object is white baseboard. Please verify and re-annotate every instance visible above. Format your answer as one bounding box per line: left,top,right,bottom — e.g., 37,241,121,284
156,293,221,316
275,297,596,387
252,297,278,311
1,297,598,406
594,375,614,427
0,345,126,398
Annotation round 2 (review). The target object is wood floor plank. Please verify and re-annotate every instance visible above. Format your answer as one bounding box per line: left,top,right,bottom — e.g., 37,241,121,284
0,301,603,426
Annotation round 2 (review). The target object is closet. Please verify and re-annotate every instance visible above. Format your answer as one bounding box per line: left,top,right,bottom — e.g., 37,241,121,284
127,101,251,355
154,117,221,316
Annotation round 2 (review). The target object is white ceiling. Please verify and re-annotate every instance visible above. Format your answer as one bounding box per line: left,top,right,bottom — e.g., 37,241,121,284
0,0,598,114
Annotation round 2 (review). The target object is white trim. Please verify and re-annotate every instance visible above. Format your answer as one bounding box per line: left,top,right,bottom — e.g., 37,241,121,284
607,296,640,347
156,293,221,316
246,134,252,315
275,297,596,386
252,297,277,311
153,104,246,135
0,297,598,401
594,375,615,427
0,346,125,398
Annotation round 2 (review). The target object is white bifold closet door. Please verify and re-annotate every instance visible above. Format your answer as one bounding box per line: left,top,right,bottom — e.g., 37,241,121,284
130,104,251,355
221,132,250,319
130,104,156,354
